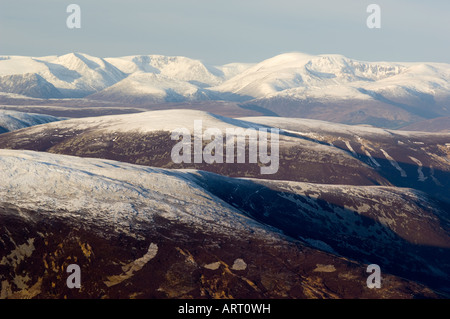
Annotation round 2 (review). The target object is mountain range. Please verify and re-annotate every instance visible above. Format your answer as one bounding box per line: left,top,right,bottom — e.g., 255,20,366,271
1,52,450,128
1,51,450,299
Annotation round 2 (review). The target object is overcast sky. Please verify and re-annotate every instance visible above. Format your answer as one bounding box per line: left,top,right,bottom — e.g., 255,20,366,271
1,0,449,65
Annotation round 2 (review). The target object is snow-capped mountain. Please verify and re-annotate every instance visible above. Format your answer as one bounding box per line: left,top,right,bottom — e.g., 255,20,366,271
0,53,251,100
212,52,450,105
0,53,126,98
212,53,450,127
0,73,62,99
3,51,450,128
105,55,224,86
0,110,63,134
211,52,405,98
0,149,267,235
89,55,253,103
87,72,208,103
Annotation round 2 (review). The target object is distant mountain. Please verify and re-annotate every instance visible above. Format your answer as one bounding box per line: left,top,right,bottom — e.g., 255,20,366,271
0,110,63,134
105,55,226,85
400,116,450,132
212,53,450,127
87,72,208,103
0,53,248,100
1,52,450,127
89,55,252,103
0,53,126,98
0,73,62,99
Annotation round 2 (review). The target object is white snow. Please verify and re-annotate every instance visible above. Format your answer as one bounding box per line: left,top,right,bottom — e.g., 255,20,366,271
0,53,126,97
0,110,63,133
210,52,450,107
231,258,247,271
2,51,450,106
237,116,395,139
344,140,357,156
91,72,201,102
0,149,274,237
105,55,223,85
0,56,49,76
14,109,268,135
364,149,381,167
380,149,407,177
408,156,427,182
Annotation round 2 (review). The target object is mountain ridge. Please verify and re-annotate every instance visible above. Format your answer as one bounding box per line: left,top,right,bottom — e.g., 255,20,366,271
1,52,450,128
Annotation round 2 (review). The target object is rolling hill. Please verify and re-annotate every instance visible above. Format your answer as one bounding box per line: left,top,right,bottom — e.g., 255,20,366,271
0,149,447,298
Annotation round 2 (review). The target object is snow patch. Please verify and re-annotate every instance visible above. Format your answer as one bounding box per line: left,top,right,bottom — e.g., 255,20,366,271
344,140,357,156
231,258,247,271
364,149,381,167
380,149,407,177
408,156,427,182
313,264,336,273
104,243,158,287
204,262,221,270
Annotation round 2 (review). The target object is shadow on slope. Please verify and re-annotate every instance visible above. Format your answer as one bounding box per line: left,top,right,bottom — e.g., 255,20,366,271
187,170,450,294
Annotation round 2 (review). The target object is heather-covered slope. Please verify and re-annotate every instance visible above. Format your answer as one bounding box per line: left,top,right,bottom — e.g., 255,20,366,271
0,150,447,298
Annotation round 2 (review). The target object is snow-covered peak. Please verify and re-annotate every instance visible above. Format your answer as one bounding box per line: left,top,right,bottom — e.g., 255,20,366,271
47,52,126,93
251,52,315,70
215,62,255,80
54,52,101,70
105,55,223,86
0,53,126,98
0,73,63,99
211,52,410,98
94,55,255,103
0,56,49,76
88,72,202,103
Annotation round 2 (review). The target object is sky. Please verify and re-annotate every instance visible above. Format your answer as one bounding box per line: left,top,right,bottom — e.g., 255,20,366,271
1,0,449,65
